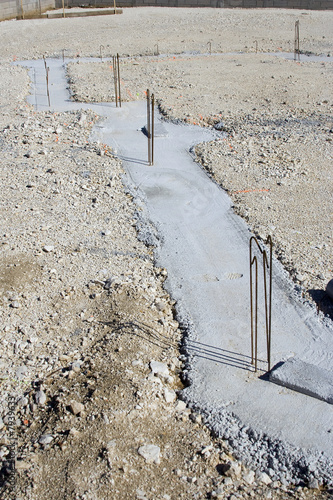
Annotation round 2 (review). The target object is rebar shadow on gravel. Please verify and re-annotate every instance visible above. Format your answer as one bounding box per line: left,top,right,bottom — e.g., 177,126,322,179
101,318,177,350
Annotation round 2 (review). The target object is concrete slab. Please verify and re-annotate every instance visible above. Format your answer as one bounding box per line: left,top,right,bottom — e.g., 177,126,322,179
269,358,333,405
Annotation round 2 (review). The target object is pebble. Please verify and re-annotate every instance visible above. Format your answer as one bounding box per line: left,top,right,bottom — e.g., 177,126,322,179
138,444,161,464
150,360,169,378
256,471,272,485
163,387,177,403
43,245,54,253
69,401,85,416
39,434,53,445
16,365,28,380
243,470,255,485
35,390,46,405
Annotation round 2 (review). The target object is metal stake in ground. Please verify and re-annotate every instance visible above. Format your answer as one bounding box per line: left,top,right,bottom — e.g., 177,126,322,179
46,67,50,107
249,235,272,372
294,20,300,62
113,56,118,107
146,89,154,166
117,53,121,107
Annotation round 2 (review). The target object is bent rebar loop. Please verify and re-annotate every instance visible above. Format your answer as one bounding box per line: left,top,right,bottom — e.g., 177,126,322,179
249,235,272,372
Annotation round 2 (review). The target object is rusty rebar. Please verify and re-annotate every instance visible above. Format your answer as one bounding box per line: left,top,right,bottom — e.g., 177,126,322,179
154,44,159,56
151,93,154,165
113,56,118,107
117,53,121,107
249,235,273,372
46,67,50,107
147,89,151,165
294,20,300,62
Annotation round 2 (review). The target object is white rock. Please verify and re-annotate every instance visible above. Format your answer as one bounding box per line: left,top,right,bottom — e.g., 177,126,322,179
243,470,255,485
69,401,85,416
39,434,53,445
35,390,46,405
43,245,54,253
175,400,187,411
163,388,177,403
256,471,272,485
150,360,169,378
138,444,161,464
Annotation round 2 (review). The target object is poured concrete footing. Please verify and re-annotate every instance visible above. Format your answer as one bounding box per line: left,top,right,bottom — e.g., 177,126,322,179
269,358,333,405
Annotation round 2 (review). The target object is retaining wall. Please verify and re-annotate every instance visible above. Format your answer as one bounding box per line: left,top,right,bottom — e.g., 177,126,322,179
0,0,55,20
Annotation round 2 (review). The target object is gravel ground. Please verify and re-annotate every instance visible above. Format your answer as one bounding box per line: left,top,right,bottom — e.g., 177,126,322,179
0,7,333,499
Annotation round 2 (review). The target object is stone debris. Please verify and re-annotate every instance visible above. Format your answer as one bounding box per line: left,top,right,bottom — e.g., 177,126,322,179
69,401,85,416
38,434,53,445
138,444,161,464
34,390,46,405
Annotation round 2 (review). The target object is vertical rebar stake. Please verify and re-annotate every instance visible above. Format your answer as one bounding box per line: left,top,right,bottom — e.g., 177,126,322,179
151,93,154,165
113,56,118,107
147,89,151,166
249,236,273,373
117,53,121,108
294,20,300,62
46,67,50,107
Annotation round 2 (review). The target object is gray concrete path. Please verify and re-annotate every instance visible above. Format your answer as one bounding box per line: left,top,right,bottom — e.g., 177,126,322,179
19,58,333,480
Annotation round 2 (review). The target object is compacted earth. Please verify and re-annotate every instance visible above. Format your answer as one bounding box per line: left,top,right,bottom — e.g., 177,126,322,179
0,7,332,499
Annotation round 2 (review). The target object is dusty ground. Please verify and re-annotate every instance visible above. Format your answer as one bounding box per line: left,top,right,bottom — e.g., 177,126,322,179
0,7,333,499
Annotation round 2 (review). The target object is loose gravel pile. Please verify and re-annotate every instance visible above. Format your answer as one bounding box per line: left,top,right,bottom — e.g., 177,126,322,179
0,7,333,499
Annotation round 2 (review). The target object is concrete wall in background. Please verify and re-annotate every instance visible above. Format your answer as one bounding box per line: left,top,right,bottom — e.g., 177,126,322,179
56,0,332,9
0,0,54,21
1,0,332,22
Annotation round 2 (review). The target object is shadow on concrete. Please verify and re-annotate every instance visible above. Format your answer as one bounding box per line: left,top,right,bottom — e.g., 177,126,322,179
184,340,266,373
308,289,333,321
117,154,150,166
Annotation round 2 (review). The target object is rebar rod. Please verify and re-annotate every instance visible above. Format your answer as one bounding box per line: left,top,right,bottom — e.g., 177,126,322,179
294,20,300,62
46,67,50,107
117,53,121,108
147,89,151,166
249,236,273,373
151,93,154,165
113,56,118,107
